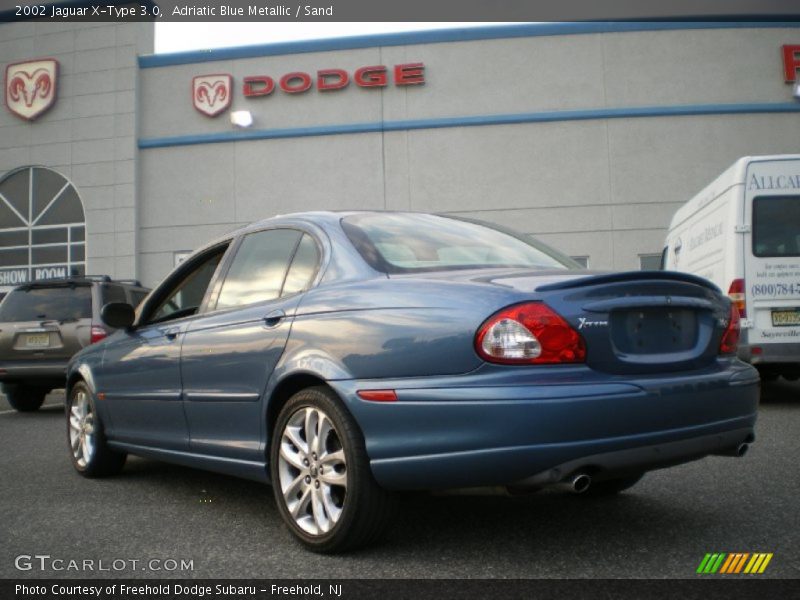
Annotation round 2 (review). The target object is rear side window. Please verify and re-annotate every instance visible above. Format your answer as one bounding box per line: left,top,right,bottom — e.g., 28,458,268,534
101,284,127,305
753,196,800,257
282,234,320,296
129,290,148,308
0,286,92,322
216,229,302,310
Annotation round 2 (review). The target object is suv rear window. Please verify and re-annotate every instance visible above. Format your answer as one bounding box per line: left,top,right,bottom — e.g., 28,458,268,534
753,196,800,258
341,213,576,274
0,285,92,322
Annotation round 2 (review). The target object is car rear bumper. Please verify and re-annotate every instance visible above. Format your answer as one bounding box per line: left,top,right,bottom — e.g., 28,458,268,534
332,360,760,490
739,341,800,366
0,360,68,387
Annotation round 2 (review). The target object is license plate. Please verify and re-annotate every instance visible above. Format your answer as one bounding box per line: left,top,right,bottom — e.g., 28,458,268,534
771,309,800,327
24,333,50,348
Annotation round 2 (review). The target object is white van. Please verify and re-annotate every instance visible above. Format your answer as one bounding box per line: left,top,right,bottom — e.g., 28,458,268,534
663,155,800,381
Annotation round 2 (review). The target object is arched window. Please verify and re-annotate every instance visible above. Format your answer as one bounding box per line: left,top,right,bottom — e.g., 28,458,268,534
0,167,86,286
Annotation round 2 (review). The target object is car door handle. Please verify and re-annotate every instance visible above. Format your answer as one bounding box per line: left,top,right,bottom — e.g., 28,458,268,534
263,309,286,327
164,328,181,340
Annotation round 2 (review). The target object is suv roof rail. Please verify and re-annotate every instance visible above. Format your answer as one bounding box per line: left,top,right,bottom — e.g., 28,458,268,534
82,275,113,282
114,279,143,287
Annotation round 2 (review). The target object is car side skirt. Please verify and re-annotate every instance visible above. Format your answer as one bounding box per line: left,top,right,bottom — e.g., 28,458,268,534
107,441,269,483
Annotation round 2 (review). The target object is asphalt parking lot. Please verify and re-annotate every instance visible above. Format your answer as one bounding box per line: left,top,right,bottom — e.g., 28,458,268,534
0,380,798,580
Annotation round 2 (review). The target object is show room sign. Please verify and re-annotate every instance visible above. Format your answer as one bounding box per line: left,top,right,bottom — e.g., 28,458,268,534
0,266,70,286
192,62,425,117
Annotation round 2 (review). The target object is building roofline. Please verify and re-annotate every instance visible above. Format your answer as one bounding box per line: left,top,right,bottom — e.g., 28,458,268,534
139,20,800,68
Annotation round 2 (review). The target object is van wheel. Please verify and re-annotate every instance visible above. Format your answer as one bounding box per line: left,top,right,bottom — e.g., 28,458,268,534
67,383,126,477
270,386,395,553
3,384,48,412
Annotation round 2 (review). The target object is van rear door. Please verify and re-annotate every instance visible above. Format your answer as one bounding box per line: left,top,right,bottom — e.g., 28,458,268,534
743,158,800,351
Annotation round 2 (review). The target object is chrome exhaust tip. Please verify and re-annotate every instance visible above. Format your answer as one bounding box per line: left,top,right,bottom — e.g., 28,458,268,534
572,473,592,493
736,442,749,457
554,473,592,494
713,442,750,457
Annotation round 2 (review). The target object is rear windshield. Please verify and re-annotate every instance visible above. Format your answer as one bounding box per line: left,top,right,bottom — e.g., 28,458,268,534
753,196,800,258
341,213,577,274
0,285,92,322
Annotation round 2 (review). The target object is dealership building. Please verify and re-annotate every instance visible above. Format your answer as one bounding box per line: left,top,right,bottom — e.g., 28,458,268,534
1,20,800,292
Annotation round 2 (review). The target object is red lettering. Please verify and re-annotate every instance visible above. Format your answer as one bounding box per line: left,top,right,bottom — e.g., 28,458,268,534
394,63,425,86
783,45,800,82
317,69,349,91
354,66,387,88
280,72,312,93
243,76,274,97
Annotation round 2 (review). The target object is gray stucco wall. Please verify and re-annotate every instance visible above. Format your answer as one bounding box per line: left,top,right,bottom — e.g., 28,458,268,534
2,23,799,288
0,21,153,282
136,26,800,286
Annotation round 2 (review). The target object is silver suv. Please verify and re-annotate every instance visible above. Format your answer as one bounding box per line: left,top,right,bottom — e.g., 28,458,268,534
0,276,149,412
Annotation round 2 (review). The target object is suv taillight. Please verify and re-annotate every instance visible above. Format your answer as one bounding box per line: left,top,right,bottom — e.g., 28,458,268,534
475,302,586,364
719,304,740,355
90,325,108,344
728,278,746,318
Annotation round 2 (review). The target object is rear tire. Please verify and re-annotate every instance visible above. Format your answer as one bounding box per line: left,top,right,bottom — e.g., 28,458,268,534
3,384,47,412
270,386,395,553
67,382,126,477
583,473,644,496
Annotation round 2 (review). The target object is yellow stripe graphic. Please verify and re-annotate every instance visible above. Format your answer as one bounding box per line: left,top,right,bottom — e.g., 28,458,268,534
744,554,761,574
758,553,773,573
751,554,768,574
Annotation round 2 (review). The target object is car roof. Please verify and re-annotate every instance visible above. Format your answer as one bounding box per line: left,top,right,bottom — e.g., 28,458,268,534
189,210,442,256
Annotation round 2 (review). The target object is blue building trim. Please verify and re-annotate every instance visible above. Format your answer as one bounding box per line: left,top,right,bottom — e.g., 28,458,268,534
138,102,800,149
138,21,800,68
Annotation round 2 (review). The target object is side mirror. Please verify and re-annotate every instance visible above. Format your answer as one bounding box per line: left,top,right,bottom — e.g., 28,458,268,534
100,302,135,330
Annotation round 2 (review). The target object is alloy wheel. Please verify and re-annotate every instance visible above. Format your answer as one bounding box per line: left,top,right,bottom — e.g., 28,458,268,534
68,390,95,468
277,406,348,536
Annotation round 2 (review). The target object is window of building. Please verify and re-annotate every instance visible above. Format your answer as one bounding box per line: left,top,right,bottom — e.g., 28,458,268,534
639,254,663,271
0,167,86,286
570,256,589,269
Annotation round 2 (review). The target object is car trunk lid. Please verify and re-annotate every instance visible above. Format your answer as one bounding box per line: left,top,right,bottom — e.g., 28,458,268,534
403,268,730,375
532,271,729,374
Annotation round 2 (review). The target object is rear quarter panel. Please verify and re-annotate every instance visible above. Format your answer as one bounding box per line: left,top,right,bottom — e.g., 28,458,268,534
278,277,525,380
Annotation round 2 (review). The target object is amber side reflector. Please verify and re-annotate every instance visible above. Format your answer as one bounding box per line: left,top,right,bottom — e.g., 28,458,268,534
357,390,398,402
97,393,106,400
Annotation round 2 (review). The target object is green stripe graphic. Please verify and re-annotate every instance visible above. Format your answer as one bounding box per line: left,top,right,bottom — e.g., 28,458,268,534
699,553,728,573
710,553,727,573
697,554,713,573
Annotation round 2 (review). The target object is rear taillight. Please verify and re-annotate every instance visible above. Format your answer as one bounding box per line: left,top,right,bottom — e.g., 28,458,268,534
719,304,740,355
728,278,746,318
475,302,586,364
90,325,108,344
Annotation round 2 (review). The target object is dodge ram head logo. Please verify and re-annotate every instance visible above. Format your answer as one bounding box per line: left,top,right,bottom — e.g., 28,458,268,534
193,74,232,117
5,59,59,121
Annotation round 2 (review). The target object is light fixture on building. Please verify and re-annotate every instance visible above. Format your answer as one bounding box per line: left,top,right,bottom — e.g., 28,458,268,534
230,110,253,128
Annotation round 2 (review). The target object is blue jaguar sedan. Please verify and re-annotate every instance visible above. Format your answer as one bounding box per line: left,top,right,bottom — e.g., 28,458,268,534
65,212,759,552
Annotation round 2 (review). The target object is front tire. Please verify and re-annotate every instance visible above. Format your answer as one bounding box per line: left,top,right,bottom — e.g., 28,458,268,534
67,383,126,477
4,384,48,412
270,386,394,553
